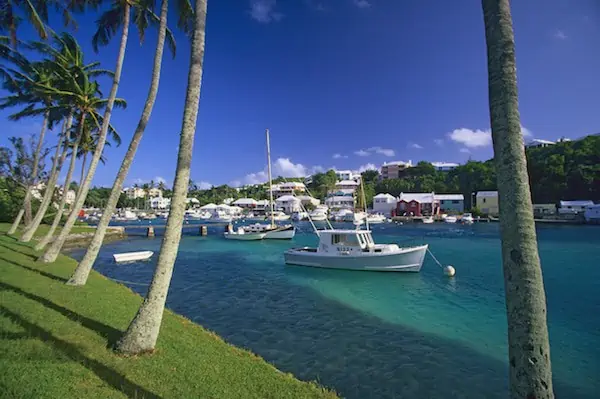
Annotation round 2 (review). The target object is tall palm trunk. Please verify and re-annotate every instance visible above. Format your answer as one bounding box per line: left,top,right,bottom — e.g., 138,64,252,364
35,133,81,251
80,152,87,188
8,111,49,234
69,0,169,286
19,115,72,242
481,1,553,397
116,0,207,354
39,4,130,263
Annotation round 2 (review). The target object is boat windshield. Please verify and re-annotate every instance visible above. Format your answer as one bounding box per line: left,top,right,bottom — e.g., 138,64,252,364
331,233,361,247
359,233,374,246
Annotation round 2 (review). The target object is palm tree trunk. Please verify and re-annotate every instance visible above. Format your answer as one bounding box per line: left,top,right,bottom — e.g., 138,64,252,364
68,0,170,286
19,115,72,242
39,4,130,264
8,111,49,234
116,0,207,354
35,134,81,251
80,152,87,188
481,1,553,397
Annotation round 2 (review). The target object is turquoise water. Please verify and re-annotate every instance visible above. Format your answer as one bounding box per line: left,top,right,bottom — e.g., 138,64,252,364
73,222,600,398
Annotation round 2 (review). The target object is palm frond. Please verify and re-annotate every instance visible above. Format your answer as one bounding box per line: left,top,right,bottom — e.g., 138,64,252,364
174,0,195,37
92,6,123,53
165,27,176,59
23,0,49,40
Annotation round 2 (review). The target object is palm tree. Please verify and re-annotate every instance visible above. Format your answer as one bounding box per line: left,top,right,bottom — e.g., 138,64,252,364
68,0,185,285
481,0,553,397
0,0,78,47
20,68,126,243
116,0,207,354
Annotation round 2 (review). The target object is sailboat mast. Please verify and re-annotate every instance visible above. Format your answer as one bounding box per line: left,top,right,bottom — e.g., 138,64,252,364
361,175,370,231
266,129,275,228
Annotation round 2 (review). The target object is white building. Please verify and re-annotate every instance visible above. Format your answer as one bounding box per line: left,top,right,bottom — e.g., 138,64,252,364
65,189,76,205
147,196,171,209
232,198,258,208
334,179,360,194
275,195,302,214
380,160,413,180
431,162,459,172
126,187,146,199
185,197,200,207
325,195,355,209
255,199,270,211
584,204,600,223
148,188,163,198
558,200,594,215
373,193,398,216
525,139,555,148
476,191,499,216
272,182,306,198
334,170,358,181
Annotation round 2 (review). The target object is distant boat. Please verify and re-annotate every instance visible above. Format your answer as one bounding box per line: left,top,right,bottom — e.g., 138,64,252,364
366,213,387,224
113,250,154,263
223,226,266,241
422,216,434,224
461,213,474,224
444,215,458,223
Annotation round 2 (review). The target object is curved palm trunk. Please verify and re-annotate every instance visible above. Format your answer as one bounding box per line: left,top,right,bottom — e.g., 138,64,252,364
39,5,130,263
80,152,87,188
481,1,553,397
69,0,170,286
19,115,72,242
35,136,81,251
116,0,207,354
8,111,49,234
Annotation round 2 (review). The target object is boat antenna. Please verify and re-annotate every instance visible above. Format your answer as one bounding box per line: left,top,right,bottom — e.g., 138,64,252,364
266,129,275,228
360,175,370,231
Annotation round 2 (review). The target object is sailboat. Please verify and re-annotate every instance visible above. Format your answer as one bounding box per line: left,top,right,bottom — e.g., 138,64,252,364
224,129,295,241
284,175,428,272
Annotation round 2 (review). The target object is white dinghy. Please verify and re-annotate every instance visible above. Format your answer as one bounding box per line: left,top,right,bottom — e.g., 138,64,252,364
113,250,154,263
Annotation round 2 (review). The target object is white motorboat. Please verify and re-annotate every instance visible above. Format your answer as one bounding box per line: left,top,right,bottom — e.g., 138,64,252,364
284,230,427,272
210,210,233,223
113,250,154,263
292,211,308,221
331,209,353,222
243,223,295,239
444,215,458,223
223,226,266,240
461,213,474,224
267,210,291,221
309,209,328,221
366,213,387,224
422,216,434,224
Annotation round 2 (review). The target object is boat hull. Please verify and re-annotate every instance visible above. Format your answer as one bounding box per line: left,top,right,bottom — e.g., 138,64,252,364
223,232,266,240
284,245,427,272
113,251,154,263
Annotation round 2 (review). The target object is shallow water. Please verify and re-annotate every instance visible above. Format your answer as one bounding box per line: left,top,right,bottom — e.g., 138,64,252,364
72,221,600,398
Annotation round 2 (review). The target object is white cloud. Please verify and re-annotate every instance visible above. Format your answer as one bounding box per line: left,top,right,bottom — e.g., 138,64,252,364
229,180,242,188
353,0,371,8
460,148,471,154
332,153,348,159
448,125,533,148
354,146,395,157
554,30,567,40
155,176,167,184
357,163,377,172
196,181,212,190
354,149,370,157
310,165,325,174
434,139,444,146
237,157,310,185
249,0,283,23
448,128,492,148
409,143,423,149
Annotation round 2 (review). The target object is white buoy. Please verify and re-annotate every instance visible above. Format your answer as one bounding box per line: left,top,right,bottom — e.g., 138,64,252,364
443,265,456,277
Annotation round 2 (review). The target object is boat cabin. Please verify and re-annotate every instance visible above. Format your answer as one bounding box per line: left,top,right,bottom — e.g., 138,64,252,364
317,230,377,254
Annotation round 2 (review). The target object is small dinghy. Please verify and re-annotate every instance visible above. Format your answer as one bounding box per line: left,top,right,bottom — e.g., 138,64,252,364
113,250,154,263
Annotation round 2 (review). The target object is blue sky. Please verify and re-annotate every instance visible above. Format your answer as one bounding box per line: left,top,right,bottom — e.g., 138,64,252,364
1,0,599,188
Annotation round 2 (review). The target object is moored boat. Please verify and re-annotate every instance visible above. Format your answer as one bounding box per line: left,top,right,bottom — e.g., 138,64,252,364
224,226,266,240
113,250,154,263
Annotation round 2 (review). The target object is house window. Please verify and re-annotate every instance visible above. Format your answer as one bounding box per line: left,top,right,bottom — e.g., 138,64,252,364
452,200,459,204
482,198,487,203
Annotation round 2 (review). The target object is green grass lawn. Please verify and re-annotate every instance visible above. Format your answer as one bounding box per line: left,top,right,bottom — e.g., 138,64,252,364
0,226,337,398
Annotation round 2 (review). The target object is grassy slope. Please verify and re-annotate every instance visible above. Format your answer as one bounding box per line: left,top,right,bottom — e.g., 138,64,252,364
0,225,336,398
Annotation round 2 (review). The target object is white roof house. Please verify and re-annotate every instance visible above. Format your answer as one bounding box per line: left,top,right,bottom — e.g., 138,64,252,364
373,193,398,216
232,198,258,206
526,139,555,148
434,194,464,201
398,193,436,203
275,195,301,213
296,195,320,206
431,162,459,172
200,203,217,210
476,191,498,198
559,200,594,215
373,193,396,200
559,200,594,207
276,195,301,203
383,160,413,167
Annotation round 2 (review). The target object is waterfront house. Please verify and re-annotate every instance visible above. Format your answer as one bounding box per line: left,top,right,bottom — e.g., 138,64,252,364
185,198,200,208
396,193,439,216
126,187,146,199
325,194,355,210
373,193,398,216
431,162,459,172
584,204,600,224
147,196,171,210
533,204,556,218
148,188,163,198
276,195,302,214
558,200,594,215
380,160,413,180
435,194,464,213
255,199,270,212
272,182,306,198
232,198,258,209
200,203,217,211
475,191,499,216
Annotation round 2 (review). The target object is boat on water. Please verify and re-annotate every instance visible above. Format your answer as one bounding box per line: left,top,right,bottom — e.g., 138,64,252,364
113,250,154,263
284,175,428,272
366,213,387,224
444,215,457,223
309,207,329,221
292,211,308,221
225,129,295,240
461,213,474,224
422,216,434,224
